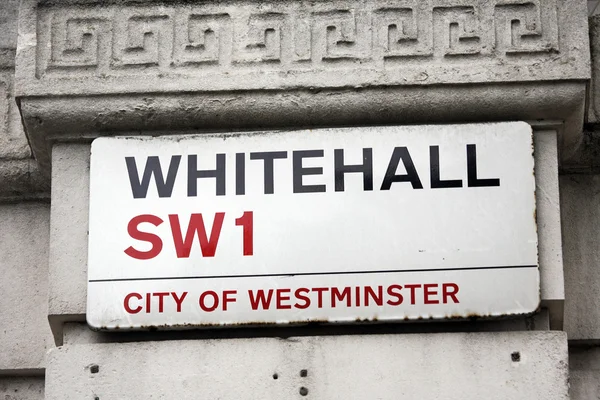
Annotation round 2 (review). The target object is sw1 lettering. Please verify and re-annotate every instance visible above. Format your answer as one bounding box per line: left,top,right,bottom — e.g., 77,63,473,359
124,212,253,260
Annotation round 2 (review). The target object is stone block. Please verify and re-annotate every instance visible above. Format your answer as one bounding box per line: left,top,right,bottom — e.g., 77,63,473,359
0,0,46,202
0,0,18,69
535,131,564,329
0,71,31,160
0,70,45,201
562,174,600,341
0,0,29,159
570,346,600,400
15,0,590,175
0,203,52,372
48,143,90,345
0,159,47,201
589,15,600,123
0,0,18,50
0,376,44,400
19,0,589,93
45,332,568,400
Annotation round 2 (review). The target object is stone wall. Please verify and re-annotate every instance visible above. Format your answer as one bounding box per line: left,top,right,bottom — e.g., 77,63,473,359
45,333,569,400
0,204,52,373
0,0,600,398
0,1,50,396
0,0,45,201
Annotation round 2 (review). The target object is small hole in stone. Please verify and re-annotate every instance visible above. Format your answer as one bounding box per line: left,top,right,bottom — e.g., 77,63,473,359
511,352,521,362
300,369,308,377
90,365,100,374
94,397,100,400
299,387,308,396
272,373,278,380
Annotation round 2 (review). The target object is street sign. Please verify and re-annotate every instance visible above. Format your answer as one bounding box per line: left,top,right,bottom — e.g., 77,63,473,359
87,122,539,330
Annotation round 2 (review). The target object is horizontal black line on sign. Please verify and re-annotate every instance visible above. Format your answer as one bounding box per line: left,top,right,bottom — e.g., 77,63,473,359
88,265,537,283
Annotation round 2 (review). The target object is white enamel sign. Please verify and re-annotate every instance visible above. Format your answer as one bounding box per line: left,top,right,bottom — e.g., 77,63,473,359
87,122,539,330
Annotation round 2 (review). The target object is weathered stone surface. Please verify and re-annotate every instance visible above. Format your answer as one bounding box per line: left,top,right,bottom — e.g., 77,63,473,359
21,0,589,91
559,128,600,174
0,159,48,201
570,346,600,400
20,0,589,90
0,72,30,160
48,143,90,345
535,131,564,329
562,174,600,342
15,0,590,176
0,0,28,158
0,0,47,201
0,0,18,68
45,332,568,400
589,15,600,123
0,376,44,400
0,203,53,372
0,0,18,49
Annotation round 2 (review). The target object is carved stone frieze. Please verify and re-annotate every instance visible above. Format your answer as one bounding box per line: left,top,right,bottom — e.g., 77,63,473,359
13,0,590,175
24,0,584,90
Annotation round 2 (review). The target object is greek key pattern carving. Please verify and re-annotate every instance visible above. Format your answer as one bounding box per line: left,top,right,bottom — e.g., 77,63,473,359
35,0,559,77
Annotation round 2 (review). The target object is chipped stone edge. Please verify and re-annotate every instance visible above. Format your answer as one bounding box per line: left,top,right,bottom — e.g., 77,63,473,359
0,158,50,203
